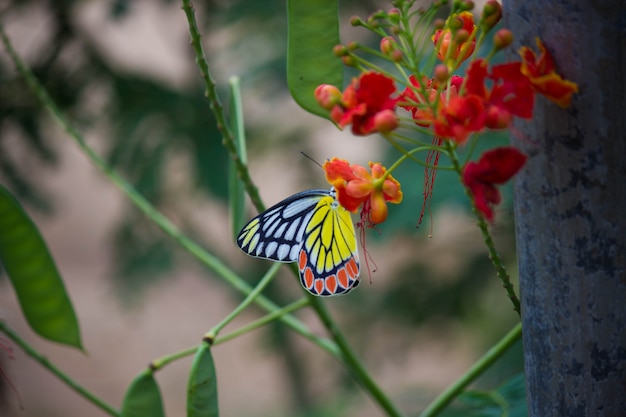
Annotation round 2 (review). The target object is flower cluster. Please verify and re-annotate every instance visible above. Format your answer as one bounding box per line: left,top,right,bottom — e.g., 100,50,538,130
314,0,577,223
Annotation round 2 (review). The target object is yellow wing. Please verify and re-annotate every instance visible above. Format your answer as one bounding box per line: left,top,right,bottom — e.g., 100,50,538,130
297,194,360,296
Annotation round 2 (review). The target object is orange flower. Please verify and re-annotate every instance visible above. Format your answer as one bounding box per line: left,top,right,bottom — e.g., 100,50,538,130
432,11,477,69
519,38,578,108
323,157,402,225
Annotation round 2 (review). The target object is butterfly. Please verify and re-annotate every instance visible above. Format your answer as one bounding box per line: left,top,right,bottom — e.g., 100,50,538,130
237,187,360,296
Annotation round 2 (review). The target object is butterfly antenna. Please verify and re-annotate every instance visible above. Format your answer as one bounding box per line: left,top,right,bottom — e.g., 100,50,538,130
300,151,323,169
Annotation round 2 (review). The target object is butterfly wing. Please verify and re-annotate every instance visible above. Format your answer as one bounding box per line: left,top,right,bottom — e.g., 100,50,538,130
297,195,360,296
237,189,331,262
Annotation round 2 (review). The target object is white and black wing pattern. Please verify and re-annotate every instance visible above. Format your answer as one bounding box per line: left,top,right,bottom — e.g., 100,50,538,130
236,189,332,263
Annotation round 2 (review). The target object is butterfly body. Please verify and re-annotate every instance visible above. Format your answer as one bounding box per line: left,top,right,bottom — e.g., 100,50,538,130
237,187,360,296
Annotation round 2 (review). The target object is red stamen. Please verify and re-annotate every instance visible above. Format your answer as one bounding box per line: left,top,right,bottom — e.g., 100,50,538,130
418,136,442,236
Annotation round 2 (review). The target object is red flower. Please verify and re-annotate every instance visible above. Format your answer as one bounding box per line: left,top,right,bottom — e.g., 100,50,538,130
432,11,477,68
465,59,535,129
462,147,527,221
401,73,484,143
328,72,400,135
519,38,579,108
323,157,403,225
433,94,486,144
400,74,464,127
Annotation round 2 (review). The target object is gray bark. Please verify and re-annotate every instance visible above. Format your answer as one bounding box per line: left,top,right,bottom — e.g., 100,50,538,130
504,1,626,416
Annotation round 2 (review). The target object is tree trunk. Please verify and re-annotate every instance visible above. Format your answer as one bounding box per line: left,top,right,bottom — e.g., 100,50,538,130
504,1,626,416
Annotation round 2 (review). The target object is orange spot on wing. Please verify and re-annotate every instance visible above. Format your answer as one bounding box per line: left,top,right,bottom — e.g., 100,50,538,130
314,279,325,295
325,275,338,294
299,250,307,271
337,268,349,288
303,267,314,289
346,258,359,279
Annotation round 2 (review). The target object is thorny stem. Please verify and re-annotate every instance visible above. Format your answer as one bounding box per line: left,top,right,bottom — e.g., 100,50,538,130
0,322,121,417
444,140,521,315
180,1,265,213
181,3,405,417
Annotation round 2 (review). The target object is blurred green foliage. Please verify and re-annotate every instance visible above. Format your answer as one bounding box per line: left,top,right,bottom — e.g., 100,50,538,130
443,373,527,417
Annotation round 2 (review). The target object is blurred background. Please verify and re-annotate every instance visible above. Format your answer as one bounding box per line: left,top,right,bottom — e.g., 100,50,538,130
0,0,521,416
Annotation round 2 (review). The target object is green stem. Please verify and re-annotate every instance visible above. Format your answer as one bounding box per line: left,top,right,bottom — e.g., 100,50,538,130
307,293,406,417
444,141,521,315
0,322,120,417
475,210,521,314
205,263,282,341
214,298,311,346
0,19,334,363
151,345,198,371
419,322,522,417
149,298,328,371
180,6,405,416
180,0,265,213
384,146,432,176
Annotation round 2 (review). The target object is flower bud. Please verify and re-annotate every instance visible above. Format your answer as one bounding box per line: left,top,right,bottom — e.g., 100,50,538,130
373,9,387,19
434,18,445,30
449,15,464,31
341,55,357,67
391,50,403,62
367,15,379,28
373,109,398,133
350,16,363,26
462,0,475,11
388,8,401,22
455,28,470,43
481,0,502,30
380,36,395,54
314,84,342,110
434,64,449,83
333,44,348,57
494,28,513,50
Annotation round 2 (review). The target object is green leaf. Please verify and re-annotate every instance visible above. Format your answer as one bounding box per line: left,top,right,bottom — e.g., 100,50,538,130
187,342,219,417
228,76,247,242
287,0,343,118
449,373,527,417
121,369,166,417
0,184,82,349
